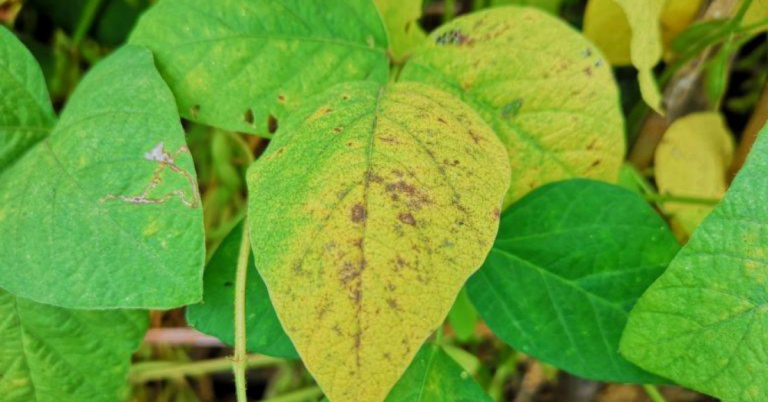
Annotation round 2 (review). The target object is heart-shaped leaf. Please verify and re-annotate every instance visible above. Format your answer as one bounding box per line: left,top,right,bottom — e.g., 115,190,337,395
469,179,679,382
0,289,148,402
247,81,509,402
130,0,389,136
186,220,297,358
399,6,625,207
0,42,204,309
621,126,768,401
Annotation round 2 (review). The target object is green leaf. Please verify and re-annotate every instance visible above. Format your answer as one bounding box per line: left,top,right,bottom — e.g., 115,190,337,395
130,0,389,136
468,179,679,383
247,81,510,402
0,288,148,402
0,44,204,309
186,220,297,358
382,343,493,402
322,343,492,402
620,126,768,401
400,6,625,207
0,27,56,172
373,0,426,61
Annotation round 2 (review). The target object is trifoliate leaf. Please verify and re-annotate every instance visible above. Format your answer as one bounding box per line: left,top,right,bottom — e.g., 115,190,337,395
130,0,389,136
469,179,679,382
400,6,624,207
247,81,509,402
0,289,148,402
621,124,768,402
0,44,204,309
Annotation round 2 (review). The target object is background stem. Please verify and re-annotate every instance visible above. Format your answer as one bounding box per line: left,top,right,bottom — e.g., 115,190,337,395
234,219,251,402
643,385,669,402
131,355,281,383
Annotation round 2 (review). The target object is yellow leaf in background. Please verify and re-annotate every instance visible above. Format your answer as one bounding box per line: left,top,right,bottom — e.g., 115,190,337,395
744,0,768,30
584,0,704,114
374,0,426,61
248,81,510,402
655,112,734,240
585,0,703,65
584,0,633,65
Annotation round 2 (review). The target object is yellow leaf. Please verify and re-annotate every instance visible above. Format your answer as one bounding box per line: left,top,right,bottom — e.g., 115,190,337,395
584,0,705,113
584,0,703,65
247,81,510,402
584,0,633,65
655,112,734,239
373,0,426,61
744,0,768,30
400,7,625,207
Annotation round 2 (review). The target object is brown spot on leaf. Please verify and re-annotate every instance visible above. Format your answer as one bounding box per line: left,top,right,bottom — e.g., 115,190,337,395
190,104,200,119
398,212,416,226
493,207,501,220
351,203,367,223
333,126,343,134
267,114,278,134
243,109,254,125
583,67,593,76
277,94,286,102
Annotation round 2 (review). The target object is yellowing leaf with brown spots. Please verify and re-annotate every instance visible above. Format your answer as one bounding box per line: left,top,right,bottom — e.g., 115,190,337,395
655,112,734,240
400,6,625,207
247,81,509,402
584,0,704,65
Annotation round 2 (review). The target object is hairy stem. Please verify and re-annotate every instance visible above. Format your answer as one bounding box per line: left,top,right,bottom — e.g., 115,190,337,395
234,219,251,402
258,386,323,402
130,355,281,383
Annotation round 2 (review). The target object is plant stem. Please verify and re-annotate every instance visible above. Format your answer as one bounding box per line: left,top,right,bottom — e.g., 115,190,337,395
643,385,668,402
130,355,282,383
72,0,103,45
443,0,456,22
645,193,721,206
234,219,252,402
434,323,444,344
258,386,323,402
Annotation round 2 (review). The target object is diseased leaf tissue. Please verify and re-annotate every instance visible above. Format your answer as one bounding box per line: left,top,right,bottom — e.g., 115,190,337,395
1,0,767,401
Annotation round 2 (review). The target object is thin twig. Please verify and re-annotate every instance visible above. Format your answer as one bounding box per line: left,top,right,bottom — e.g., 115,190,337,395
234,219,251,402
730,84,768,178
72,0,103,45
643,385,669,402
257,386,323,402
130,355,282,383
645,193,721,206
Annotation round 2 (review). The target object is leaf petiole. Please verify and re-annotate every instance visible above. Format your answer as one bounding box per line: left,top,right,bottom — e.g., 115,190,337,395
234,218,251,402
